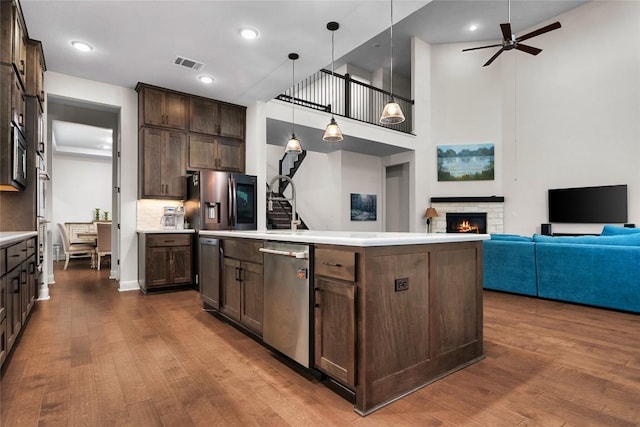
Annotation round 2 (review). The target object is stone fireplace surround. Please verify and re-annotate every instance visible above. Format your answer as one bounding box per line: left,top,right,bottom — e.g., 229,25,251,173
429,196,504,234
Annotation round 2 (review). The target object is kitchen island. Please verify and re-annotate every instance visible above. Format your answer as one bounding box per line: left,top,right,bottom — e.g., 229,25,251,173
199,230,488,415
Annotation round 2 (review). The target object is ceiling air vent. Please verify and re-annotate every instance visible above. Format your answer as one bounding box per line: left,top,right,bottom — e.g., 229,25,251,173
174,56,205,71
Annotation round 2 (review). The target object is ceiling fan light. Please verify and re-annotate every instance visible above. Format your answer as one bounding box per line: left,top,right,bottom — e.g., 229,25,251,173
285,134,302,153
323,117,343,142
380,101,405,124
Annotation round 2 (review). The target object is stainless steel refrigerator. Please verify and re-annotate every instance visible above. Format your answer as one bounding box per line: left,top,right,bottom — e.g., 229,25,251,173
185,171,258,231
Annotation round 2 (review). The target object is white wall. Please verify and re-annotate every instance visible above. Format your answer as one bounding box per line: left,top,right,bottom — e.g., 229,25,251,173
45,72,138,291
429,1,640,235
266,146,383,231
51,155,112,247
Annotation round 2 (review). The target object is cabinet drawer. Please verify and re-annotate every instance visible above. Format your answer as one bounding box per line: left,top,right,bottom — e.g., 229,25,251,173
6,241,26,273
315,248,356,282
146,234,191,247
26,237,36,258
223,239,263,264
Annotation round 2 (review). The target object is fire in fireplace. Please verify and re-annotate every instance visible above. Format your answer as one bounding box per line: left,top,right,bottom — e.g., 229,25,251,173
446,212,487,234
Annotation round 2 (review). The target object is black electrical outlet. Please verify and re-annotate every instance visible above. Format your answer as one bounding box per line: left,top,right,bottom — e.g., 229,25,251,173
394,277,409,292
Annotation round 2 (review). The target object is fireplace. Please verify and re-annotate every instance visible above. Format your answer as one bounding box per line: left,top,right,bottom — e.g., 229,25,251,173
446,212,487,234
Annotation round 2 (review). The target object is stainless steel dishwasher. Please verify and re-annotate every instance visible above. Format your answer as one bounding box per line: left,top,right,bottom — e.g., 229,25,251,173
260,241,311,368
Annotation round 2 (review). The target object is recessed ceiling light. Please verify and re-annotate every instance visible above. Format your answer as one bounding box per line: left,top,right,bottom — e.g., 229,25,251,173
468,24,479,32
198,75,214,84
71,40,93,52
240,28,259,40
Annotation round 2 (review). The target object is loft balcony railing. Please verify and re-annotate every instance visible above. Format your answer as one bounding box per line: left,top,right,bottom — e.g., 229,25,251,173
276,69,414,134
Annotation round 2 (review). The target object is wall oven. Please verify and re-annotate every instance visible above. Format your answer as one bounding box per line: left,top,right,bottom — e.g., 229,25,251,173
12,124,27,189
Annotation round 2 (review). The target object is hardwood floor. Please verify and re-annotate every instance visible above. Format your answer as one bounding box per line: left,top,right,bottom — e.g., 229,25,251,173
2,259,639,426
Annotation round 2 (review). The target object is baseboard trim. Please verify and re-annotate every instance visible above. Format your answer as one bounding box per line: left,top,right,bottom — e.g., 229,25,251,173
118,280,140,292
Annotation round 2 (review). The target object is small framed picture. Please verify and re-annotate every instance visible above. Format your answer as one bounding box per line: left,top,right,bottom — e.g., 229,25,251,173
350,193,377,221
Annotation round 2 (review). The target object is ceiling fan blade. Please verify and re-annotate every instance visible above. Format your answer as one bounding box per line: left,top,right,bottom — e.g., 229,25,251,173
517,21,561,43
483,48,505,67
515,44,542,56
462,44,503,52
500,23,512,41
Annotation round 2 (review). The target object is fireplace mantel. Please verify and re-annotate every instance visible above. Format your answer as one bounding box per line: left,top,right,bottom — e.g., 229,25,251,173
430,196,504,203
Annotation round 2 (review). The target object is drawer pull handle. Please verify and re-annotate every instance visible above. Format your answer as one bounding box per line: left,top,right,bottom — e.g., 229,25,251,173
10,254,20,258
164,240,175,243
315,303,320,308
322,262,342,267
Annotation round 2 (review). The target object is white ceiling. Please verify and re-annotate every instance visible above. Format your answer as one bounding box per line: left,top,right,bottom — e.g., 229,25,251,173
51,120,113,159
22,0,588,156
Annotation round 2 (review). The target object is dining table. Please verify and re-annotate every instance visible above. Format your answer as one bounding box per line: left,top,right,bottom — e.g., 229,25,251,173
76,232,98,268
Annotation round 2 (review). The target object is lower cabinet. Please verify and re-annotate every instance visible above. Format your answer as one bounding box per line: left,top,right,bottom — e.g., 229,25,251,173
1,235,38,370
313,246,358,389
220,239,263,335
138,233,193,293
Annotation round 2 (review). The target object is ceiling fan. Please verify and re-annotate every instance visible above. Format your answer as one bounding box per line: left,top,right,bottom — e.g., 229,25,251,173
462,0,561,67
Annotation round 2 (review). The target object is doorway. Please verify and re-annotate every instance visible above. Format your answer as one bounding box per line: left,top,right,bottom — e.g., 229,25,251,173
385,163,410,232
46,95,119,281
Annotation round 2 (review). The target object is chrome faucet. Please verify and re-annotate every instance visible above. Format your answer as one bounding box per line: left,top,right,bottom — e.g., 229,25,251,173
268,175,301,231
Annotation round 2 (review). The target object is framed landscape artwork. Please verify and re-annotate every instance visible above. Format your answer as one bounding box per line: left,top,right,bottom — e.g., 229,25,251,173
350,193,377,221
437,143,495,181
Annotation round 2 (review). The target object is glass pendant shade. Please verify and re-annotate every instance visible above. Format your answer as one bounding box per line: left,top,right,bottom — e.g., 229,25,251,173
285,133,302,153
379,0,406,125
380,100,405,124
323,117,343,142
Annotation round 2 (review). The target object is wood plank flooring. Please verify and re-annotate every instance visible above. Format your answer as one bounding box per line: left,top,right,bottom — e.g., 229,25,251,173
1,259,639,426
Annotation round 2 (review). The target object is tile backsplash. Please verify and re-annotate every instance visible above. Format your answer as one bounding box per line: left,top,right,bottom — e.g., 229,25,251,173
137,199,184,230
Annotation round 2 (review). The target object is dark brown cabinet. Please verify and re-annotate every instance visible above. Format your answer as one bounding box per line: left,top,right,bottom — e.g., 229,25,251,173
1,235,37,369
221,239,263,334
138,85,187,130
313,247,358,389
139,127,186,199
138,233,193,293
0,0,28,90
189,97,245,140
187,134,244,172
25,39,45,105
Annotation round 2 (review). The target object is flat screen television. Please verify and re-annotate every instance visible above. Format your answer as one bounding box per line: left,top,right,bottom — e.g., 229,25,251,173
548,184,628,223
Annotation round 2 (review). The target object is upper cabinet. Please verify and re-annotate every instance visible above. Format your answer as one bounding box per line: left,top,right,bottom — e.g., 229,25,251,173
0,1,28,90
25,39,45,105
137,84,187,130
136,82,247,180
190,97,246,140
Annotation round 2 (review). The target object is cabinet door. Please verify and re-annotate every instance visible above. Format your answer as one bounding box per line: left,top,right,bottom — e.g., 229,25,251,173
27,257,37,314
141,87,166,127
216,138,245,173
141,127,165,197
188,134,216,170
146,247,171,287
7,269,22,353
164,131,186,198
314,277,357,388
221,258,241,321
171,246,192,284
20,261,29,324
12,6,27,87
12,73,25,134
240,261,263,334
0,275,6,327
190,97,218,135
219,104,245,139
164,92,187,130
0,317,6,368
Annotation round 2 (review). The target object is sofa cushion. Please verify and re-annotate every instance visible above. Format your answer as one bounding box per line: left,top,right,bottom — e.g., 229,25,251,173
490,234,533,242
483,239,537,296
601,224,640,236
533,233,640,247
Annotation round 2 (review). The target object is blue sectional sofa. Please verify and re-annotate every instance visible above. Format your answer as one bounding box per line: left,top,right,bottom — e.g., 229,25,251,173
483,225,640,313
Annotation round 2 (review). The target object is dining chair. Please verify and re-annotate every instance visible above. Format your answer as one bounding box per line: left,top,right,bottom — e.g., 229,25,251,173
95,222,112,271
57,223,95,270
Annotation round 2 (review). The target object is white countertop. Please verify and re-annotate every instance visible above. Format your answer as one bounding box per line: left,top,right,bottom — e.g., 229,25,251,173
136,229,196,234
0,231,38,247
198,230,489,247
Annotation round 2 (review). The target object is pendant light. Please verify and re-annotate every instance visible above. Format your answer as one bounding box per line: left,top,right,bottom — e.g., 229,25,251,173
285,53,303,153
323,21,343,143
379,0,405,125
